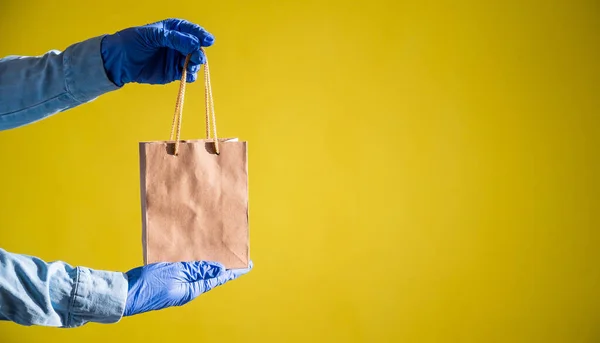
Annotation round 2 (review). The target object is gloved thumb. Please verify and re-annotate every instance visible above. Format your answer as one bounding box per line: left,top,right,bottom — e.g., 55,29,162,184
203,261,254,287
216,260,254,284
153,28,201,55
231,260,254,278
187,261,254,297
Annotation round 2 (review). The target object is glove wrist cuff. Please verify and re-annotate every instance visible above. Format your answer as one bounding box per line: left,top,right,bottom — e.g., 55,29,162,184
100,34,126,87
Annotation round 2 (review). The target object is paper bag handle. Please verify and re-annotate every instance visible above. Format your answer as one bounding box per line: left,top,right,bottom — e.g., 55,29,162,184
169,48,219,156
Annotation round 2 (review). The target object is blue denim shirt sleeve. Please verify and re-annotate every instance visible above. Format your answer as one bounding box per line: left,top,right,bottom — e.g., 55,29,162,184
0,35,120,131
0,36,128,327
0,248,128,328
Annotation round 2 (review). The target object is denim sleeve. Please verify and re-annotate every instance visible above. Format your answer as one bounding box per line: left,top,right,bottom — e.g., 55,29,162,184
0,248,128,328
0,35,120,131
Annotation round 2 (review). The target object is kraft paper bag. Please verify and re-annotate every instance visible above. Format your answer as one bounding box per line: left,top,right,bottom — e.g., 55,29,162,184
138,54,249,269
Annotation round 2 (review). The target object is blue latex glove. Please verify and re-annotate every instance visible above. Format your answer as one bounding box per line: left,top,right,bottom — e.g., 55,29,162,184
123,260,252,316
100,18,214,87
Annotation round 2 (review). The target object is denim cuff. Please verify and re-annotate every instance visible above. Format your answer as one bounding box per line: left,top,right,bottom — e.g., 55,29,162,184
66,267,128,327
63,35,120,103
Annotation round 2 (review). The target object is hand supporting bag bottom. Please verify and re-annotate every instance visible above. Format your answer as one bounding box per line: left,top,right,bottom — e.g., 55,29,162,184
138,53,249,269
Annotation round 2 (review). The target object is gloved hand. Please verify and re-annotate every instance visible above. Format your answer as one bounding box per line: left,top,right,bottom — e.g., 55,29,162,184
123,260,252,317
100,18,214,87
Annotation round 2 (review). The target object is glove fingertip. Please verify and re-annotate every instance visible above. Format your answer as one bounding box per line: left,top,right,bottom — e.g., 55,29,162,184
229,264,252,279
201,35,215,47
186,73,198,83
190,50,206,65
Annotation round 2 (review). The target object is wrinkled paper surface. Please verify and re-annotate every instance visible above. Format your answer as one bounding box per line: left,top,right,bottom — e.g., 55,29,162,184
139,138,249,269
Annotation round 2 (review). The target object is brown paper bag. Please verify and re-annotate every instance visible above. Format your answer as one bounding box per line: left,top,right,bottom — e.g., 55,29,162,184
138,53,249,269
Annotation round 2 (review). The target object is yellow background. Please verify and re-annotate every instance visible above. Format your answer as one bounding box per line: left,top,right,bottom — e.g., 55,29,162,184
1,0,599,342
